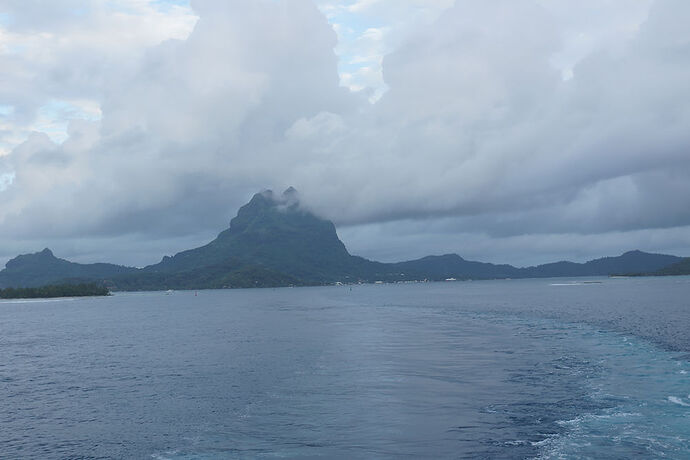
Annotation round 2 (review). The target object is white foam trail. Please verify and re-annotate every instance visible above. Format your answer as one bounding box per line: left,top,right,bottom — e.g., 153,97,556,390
0,297,77,304
667,396,690,406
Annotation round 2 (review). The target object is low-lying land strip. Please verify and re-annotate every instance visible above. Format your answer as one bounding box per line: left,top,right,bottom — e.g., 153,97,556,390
0,283,110,299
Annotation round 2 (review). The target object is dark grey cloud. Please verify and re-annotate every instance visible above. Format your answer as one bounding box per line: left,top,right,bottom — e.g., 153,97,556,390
1,0,689,267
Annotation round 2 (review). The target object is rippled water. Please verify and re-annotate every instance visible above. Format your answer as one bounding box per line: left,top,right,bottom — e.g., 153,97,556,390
1,277,689,458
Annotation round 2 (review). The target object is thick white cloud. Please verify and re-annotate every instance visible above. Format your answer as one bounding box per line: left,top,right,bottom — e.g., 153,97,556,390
1,0,689,267
0,0,196,150
290,1,690,229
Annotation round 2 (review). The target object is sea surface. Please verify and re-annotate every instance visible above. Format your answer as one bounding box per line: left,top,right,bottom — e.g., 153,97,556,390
1,277,689,459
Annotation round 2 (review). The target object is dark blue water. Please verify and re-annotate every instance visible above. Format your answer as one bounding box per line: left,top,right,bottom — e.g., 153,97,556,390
1,277,689,458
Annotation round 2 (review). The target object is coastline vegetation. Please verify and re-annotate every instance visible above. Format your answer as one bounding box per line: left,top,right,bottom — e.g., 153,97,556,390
0,283,110,299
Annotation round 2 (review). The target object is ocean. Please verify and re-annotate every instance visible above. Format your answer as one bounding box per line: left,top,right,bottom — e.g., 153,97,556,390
1,277,689,458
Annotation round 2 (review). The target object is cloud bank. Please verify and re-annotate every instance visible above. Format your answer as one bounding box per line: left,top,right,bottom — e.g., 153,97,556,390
1,0,689,266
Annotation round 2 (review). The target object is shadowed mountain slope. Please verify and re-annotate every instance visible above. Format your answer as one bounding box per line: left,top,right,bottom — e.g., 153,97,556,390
652,258,690,276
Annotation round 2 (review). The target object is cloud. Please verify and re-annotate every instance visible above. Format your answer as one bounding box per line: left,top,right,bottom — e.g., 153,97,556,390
0,0,197,149
295,1,690,229
1,0,689,267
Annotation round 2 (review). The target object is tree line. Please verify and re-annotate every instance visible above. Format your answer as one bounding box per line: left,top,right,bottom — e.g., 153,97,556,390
0,283,110,299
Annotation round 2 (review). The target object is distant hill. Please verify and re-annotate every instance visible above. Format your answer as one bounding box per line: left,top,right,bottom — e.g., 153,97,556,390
391,250,683,280
0,248,135,288
390,254,519,280
519,250,683,278
0,189,686,290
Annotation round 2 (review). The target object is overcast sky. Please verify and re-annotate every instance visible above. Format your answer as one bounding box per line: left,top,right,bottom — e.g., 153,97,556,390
1,0,689,268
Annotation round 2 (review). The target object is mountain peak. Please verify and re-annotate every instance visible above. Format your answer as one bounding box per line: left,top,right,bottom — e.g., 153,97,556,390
5,248,58,270
246,187,300,207
281,186,299,206
144,187,355,282
228,187,304,232
282,186,297,197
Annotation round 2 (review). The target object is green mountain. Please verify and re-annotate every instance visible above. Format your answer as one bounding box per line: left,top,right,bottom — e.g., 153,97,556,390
0,188,686,290
142,188,384,283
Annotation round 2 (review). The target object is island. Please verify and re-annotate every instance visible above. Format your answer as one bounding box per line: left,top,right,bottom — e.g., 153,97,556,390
0,188,686,292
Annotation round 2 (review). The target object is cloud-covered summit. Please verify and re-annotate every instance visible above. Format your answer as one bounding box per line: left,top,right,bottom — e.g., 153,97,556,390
1,0,689,267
